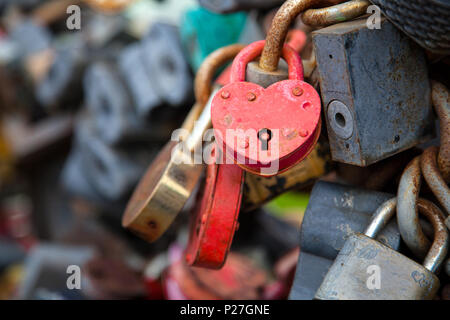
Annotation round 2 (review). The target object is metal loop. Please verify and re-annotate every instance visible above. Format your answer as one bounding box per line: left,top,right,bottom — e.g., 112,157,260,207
364,198,397,238
417,199,449,273
302,0,370,27
365,197,448,272
260,0,347,71
230,40,304,83
83,0,133,13
421,146,450,215
195,44,245,106
397,156,431,259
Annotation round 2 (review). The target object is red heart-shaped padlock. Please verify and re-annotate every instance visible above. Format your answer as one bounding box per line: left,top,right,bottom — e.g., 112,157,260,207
211,40,321,176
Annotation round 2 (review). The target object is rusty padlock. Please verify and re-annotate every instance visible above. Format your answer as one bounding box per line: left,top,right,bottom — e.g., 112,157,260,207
211,40,321,176
185,144,244,269
122,44,245,243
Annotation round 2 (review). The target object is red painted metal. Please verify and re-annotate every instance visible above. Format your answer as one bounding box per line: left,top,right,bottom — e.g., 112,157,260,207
167,250,267,300
185,144,244,269
211,40,321,176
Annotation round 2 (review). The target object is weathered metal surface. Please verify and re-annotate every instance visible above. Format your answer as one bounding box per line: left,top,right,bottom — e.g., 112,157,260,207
260,0,346,71
122,45,243,243
245,30,306,89
246,60,289,89
76,119,150,201
315,198,448,300
417,199,449,273
83,0,133,13
300,181,401,260
302,0,370,27
397,156,431,259
313,18,435,166
369,0,450,54
315,233,441,300
212,40,321,176
185,145,244,269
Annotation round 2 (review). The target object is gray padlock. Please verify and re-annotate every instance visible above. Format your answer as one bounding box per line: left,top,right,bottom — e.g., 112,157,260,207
300,181,401,260
315,198,449,300
141,23,193,108
313,18,435,166
118,44,163,119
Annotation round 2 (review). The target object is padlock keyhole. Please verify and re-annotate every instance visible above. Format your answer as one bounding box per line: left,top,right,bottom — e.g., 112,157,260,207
258,129,272,151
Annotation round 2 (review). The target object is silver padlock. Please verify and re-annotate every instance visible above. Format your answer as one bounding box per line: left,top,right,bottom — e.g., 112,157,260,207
315,198,449,300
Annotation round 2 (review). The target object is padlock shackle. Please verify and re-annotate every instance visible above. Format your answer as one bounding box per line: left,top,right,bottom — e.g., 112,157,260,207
230,40,304,84
367,197,449,273
195,44,246,106
364,198,397,238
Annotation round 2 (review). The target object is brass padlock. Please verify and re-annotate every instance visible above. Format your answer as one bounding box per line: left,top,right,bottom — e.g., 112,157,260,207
242,141,330,211
315,198,449,300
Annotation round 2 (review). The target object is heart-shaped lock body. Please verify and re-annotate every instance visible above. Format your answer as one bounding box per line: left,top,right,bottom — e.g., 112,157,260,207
211,40,321,176
185,144,244,269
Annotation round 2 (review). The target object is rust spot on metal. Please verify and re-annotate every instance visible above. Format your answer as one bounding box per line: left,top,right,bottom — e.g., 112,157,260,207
195,44,245,105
